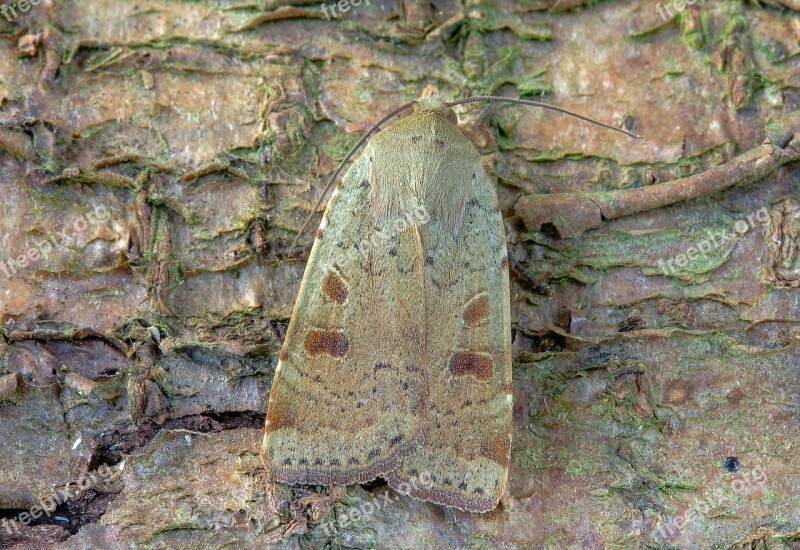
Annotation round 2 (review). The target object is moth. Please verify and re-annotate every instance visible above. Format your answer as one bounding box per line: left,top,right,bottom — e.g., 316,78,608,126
261,86,637,512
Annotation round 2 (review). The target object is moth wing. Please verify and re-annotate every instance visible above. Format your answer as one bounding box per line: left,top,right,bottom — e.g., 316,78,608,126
262,150,428,485
386,163,512,513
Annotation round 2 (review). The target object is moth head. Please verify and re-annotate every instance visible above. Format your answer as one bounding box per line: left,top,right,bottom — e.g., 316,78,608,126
415,85,458,125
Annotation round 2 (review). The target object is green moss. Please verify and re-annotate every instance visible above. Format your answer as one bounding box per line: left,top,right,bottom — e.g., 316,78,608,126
565,458,600,478
679,9,710,52
756,36,789,65
517,66,551,98
168,256,185,289
466,2,554,41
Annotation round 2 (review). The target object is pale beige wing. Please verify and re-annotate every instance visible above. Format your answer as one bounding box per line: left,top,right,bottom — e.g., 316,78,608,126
261,150,427,485
385,132,512,513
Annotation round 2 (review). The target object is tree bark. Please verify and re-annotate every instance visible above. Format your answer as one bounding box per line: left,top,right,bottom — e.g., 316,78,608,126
1,0,799,548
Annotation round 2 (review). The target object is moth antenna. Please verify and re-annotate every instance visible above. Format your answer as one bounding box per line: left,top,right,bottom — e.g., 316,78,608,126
286,100,418,254
446,96,642,139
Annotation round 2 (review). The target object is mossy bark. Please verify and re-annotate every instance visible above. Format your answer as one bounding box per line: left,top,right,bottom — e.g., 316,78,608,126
1,0,799,548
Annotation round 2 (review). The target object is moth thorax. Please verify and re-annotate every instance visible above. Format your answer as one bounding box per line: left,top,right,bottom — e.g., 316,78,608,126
414,94,448,116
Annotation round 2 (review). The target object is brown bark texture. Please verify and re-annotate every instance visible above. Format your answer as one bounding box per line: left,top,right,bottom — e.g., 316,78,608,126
0,0,799,548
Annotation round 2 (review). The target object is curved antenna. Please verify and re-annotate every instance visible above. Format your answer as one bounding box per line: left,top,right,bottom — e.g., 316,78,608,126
286,100,418,254
446,96,642,139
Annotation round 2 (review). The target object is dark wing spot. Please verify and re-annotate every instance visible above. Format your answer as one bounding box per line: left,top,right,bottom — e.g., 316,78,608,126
449,351,493,380
266,394,296,432
389,435,403,446
412,135,422,144
463,293,490,327
474,487,484,495
368,448,381,459
435,138,445,147
425,255,435,266
374,362,391,373
314,458,323,466
467,198,480,207
330,458,341,466
282,458,292,466
299,458,308,465
361,178,370,188
444,478,452,486
349,457,360,465
459,482,468,490
480,434,511,466
388,247,398,257
322,270,349,304
304,330,349,357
